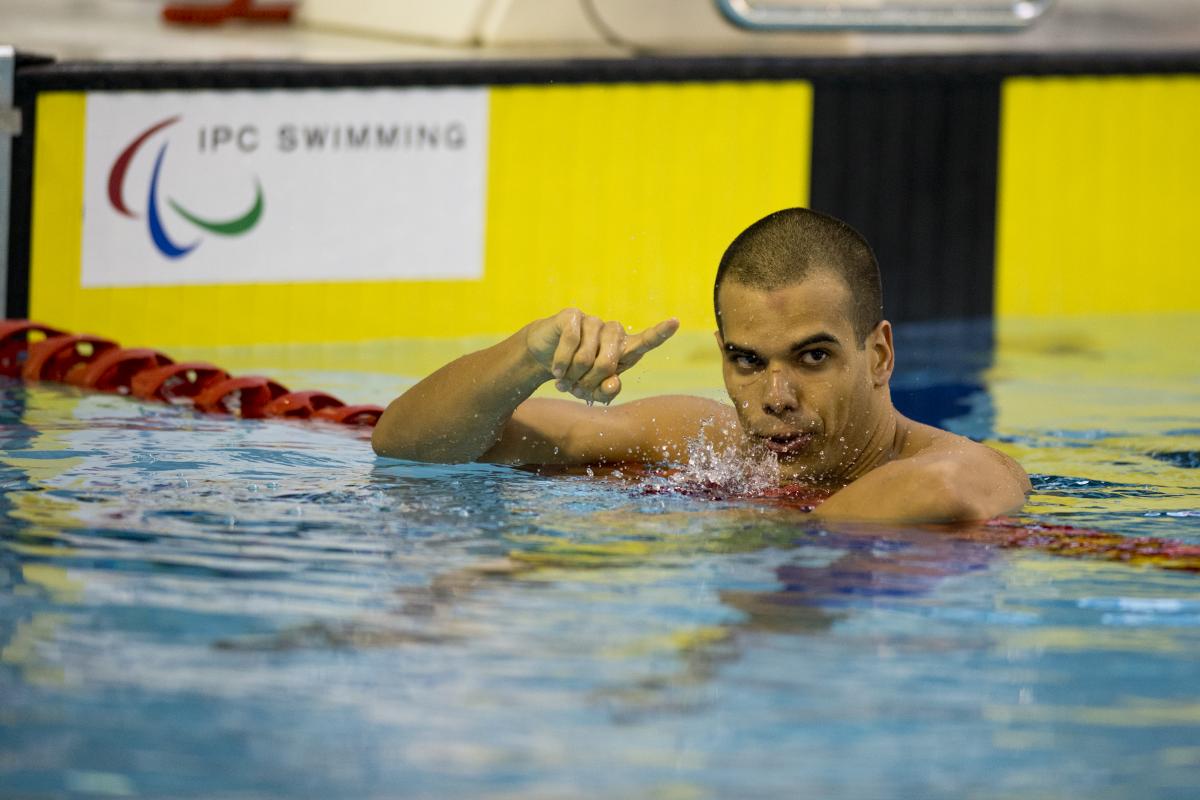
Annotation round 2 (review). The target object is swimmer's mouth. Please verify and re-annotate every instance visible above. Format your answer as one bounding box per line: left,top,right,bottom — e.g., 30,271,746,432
757,432,816,456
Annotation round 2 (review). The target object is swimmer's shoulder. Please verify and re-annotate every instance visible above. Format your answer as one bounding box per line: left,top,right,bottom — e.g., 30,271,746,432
896,415,1031,493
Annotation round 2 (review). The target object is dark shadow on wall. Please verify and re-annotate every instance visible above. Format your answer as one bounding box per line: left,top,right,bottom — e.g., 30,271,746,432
810,75,1002,324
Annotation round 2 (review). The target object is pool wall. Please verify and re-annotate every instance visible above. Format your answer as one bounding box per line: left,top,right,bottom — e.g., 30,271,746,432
8,53,1200,347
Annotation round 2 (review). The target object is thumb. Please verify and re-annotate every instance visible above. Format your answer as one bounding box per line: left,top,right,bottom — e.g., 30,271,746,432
594,374,622,403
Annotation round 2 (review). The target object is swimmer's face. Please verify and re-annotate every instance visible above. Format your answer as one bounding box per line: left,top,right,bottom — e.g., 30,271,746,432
715,273,893,482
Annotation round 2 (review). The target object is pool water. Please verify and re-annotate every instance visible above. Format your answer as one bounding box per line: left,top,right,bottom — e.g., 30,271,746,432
1,315,1198,799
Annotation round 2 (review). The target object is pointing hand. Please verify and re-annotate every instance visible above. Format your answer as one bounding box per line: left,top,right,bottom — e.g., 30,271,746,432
525,308,679,403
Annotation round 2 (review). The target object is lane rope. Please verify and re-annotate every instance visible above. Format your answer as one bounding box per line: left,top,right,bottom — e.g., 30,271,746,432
0,319,383,429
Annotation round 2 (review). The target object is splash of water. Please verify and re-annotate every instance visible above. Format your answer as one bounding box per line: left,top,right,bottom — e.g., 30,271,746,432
640,419,781,500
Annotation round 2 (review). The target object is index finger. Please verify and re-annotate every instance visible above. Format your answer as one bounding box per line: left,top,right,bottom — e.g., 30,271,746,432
622,318,679,359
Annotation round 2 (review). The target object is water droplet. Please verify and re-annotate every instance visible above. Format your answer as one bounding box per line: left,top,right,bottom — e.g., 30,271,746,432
640,428,781,497
553,446,560,455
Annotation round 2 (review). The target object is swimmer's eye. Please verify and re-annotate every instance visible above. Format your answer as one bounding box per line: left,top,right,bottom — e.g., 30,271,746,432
798,349,830,366
727,352,762,370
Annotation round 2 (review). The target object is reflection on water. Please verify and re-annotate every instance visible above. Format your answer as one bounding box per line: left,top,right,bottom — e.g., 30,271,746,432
1,315,1199,799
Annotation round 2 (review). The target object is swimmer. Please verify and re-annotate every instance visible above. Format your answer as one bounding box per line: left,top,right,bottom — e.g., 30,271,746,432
373,208,1030,523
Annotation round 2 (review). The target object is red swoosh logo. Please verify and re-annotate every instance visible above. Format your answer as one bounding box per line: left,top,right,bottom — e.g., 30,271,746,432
107,116,181,218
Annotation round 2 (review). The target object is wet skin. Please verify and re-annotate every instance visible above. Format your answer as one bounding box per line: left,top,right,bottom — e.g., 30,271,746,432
375,271,1031,521
716,273,900,486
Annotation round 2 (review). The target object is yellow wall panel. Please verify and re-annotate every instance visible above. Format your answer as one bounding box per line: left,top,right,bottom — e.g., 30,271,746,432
29,82,811,347
28,93,87,339
483,82,810,335
996,76,1200,317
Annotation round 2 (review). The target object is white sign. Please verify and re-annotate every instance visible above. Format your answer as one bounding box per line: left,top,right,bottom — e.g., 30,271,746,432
81,88,489,287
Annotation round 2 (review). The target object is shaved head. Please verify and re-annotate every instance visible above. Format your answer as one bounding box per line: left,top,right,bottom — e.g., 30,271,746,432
714,208,883,345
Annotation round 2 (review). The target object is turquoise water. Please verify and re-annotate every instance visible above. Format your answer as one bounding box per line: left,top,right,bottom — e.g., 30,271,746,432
1,317,1198,799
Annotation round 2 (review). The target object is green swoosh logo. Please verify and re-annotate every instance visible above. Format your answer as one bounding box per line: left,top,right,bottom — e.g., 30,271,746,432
168,180,264,236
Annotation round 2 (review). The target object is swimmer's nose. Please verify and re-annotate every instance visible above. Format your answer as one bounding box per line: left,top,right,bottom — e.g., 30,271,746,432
761,369,798,416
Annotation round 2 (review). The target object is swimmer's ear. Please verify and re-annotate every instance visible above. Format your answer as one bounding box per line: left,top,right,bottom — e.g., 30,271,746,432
869,320,894,386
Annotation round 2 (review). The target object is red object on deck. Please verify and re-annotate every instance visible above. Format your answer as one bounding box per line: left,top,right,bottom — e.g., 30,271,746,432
263,390,345,419
75,348,175,394
22,335,119,383
313,404,385,427
161,0,294,25
194,376,288,418
0,321,67,377
132,362,230,403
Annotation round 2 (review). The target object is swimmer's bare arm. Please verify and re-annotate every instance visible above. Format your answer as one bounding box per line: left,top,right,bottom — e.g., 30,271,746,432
482,394,735,466
372,308,726,464
812,435,1030,524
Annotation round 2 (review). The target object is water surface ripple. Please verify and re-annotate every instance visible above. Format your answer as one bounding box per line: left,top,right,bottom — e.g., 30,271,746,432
2,317,1199,799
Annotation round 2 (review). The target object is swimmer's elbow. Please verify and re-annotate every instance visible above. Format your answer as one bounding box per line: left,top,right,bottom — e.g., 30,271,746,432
371,424,415,461
370,422,467,463
370,422,391,457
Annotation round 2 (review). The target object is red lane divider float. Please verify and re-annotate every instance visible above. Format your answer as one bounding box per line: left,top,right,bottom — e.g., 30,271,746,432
79,348,174,394
132,362,230,404
263,390,343,419
0,321,66,377
195,376,288,418
23,335,119,384
313,404,382,426
0,320,382,429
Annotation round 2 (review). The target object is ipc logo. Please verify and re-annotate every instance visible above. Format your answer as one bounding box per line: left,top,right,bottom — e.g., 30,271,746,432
107,116,264,259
